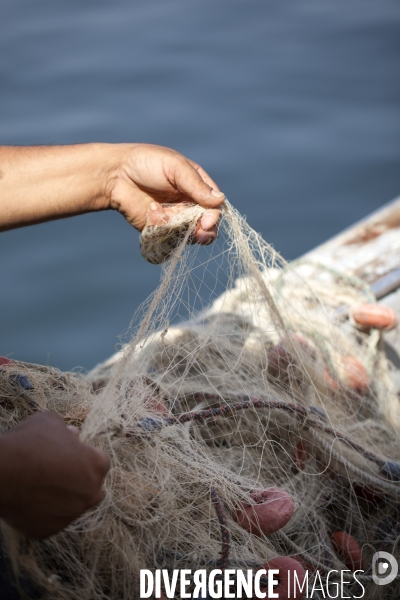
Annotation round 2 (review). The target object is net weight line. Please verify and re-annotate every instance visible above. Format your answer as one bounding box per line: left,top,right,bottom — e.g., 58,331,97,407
126,393,400,490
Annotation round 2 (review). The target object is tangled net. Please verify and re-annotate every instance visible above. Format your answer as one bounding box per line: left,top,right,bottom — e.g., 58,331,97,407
1,201,400,599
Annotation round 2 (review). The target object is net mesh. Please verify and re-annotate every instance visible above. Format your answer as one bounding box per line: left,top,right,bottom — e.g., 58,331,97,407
1,201,400,599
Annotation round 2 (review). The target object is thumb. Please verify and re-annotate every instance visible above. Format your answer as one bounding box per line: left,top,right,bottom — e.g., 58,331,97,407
67,425,80,437
173,160,225,208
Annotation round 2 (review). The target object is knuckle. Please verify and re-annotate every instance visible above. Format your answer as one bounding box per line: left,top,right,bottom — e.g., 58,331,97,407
92,449,111,476
189,159,201,170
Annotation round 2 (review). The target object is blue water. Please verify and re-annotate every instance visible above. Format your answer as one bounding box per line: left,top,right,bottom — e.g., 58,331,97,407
0,0,399,371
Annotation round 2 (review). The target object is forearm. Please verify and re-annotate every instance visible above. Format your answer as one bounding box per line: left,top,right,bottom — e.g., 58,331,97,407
0,144,125,231
0,142,224,242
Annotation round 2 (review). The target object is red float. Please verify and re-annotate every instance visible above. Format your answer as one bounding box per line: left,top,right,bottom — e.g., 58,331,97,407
290,553,315,574
145,399,167,414
322,367,340,392
267,343,294,378
235,487,294,537
258,556,307,599
0,356,13,366
330,531,363,570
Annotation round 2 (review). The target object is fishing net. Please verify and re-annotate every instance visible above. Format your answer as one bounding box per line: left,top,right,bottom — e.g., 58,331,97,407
1,201,400,599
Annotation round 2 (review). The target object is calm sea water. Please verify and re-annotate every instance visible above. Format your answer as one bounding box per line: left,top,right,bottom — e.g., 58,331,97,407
0,0,399,371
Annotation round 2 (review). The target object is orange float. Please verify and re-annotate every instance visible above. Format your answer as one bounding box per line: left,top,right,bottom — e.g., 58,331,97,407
322,367,340,392
330,531,363,570
235,487,294,537
258,557,307,599
351,303,398,331
340,356,369,396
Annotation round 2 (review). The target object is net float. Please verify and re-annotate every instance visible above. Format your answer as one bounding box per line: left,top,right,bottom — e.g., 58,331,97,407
0,356,13,366
380,460,400,482
257,556,307,599
145,398,168,414
322,367,340,392
290,554,315,574
294,440,308,470
0,357,34,390
268,334,315,384
10,373,34,390
235,487,294,537
340,356,369,396
330,531,363,570
267,342,302,383
137,417,164,432
351,303,398,331
267,343,293,377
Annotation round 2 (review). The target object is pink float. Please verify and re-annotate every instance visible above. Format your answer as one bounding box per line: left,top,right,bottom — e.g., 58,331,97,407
235,487,294,537
258,556,307,599
330,531,363,570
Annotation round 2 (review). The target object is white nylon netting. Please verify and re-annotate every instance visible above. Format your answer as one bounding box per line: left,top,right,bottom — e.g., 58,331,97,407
1,201,400,599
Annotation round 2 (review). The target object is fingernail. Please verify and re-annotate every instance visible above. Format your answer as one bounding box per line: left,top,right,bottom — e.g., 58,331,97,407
197,234,214,246
67,425,80,436
211,189,225,199
150,202,159,211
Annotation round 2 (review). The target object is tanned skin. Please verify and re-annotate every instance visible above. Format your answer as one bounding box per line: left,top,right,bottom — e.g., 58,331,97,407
0,143,225,539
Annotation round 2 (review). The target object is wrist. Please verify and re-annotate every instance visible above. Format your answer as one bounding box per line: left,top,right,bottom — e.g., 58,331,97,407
88,143,133,212
105,143,143,213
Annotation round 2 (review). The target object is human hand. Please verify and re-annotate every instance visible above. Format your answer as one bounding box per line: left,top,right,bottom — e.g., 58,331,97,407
0,411,110,539
109,144,225,245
